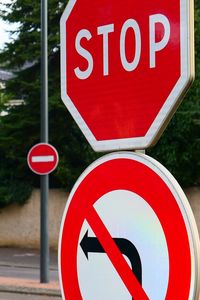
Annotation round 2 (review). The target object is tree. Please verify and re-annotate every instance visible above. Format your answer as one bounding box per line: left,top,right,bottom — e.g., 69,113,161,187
0,0,199,207
148,0,200,186
0,0,99,207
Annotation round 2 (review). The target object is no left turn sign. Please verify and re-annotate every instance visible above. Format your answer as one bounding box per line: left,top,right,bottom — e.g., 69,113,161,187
59,153,200,300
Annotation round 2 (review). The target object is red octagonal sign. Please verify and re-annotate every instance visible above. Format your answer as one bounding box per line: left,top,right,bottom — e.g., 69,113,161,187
60,0,194,151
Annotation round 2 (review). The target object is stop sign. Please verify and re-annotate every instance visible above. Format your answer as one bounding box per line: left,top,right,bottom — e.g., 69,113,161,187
60,0,194,151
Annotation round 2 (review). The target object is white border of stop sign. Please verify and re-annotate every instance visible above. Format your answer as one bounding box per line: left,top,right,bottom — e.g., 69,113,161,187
60,0,194,152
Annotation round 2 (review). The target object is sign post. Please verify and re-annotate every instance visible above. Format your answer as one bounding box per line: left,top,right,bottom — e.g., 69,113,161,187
40,0,49,283
27,142,59,283
29,0,59,284
59,152,200,300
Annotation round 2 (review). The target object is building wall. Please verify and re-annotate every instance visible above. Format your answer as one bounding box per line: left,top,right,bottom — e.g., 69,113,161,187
185,187,200,234
0,189,67,250
0,188,199,249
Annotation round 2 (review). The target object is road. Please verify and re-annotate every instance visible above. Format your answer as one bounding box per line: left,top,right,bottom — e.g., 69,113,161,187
0,247,61,299
0,265,58,281
0,292,61,299
0,247,58,281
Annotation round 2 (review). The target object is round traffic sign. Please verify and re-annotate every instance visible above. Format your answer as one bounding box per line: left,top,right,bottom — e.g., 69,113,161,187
27,143,59,175
59,152,200,300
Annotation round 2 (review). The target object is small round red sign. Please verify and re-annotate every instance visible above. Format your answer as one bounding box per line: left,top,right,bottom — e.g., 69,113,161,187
27,143,59,175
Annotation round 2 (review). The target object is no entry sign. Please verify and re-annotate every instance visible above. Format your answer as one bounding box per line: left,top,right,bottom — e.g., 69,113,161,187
60,0,194,151
59,153,200,300
27,143,59,175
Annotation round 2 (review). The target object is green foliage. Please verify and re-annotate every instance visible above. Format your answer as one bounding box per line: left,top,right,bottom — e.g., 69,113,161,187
148,108,200,186
0,177,32,208
0,0,99,206
0,0,199,207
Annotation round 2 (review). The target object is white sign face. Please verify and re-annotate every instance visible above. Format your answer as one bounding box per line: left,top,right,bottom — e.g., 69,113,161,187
59,153,200,300
78,190,169,300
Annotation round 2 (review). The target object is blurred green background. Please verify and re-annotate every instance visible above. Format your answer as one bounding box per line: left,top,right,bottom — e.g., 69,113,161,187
0,0,199,207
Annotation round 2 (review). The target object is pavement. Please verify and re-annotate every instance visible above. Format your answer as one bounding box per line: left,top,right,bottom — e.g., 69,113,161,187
0,247,61,298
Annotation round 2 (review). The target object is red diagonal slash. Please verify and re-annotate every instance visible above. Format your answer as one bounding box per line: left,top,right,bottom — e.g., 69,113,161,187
86,207,149,300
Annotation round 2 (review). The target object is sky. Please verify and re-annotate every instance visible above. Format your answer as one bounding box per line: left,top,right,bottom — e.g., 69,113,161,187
0,0,18,50
0,20,14,50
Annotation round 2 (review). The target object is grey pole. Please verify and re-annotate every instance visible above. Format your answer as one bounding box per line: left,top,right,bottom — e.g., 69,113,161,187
40,0,49,283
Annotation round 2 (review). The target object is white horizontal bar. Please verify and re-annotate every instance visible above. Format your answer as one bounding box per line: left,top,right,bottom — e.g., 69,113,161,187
32,155,54,163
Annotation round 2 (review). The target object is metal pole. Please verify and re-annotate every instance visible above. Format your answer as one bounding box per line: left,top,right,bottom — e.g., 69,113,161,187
135,150,146,154
40,0,49,283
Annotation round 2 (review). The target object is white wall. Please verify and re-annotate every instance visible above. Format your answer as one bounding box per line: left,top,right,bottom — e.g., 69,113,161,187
0,187,199,249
